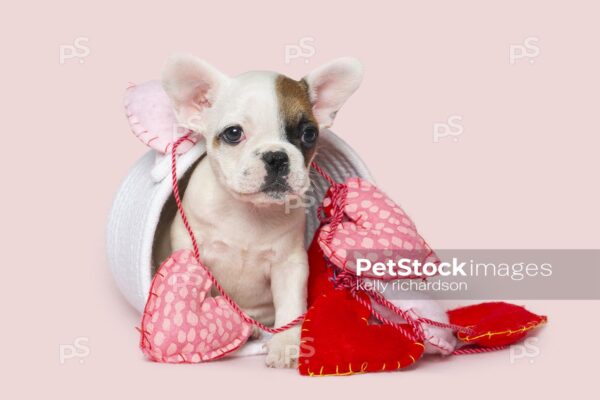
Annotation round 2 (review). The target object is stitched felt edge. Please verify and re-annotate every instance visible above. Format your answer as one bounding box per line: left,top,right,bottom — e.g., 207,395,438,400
298,293,425,377
457,316,548,343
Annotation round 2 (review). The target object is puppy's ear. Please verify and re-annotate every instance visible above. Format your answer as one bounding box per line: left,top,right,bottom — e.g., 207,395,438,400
303,57,363,128
162,54,229,132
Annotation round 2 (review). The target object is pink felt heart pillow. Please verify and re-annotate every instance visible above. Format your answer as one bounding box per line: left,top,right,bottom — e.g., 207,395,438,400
318,177,439,279
124,80,199,154
139,249,252,363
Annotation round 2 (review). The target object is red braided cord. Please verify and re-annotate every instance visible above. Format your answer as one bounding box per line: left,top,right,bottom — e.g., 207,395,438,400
355,286,507,355
349,290,421,342
310,161,336,186
170,137,513,355
452,345,509,355
330,271,422,342
352,288,510,355
360,286,426,340
312,161,341,225
364,284,512,355
170,136,304,334
332,270,479,349
311,161,347,244
417,317,474,335
365,286,512,355
323,186,347,244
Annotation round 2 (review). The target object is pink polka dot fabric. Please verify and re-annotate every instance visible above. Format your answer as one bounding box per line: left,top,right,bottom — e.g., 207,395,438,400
139,249,252,363
318,177,440,279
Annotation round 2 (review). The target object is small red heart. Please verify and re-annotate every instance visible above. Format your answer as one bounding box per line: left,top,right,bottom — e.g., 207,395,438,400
298,289,425,376
448,302,547,347
139,249,252,363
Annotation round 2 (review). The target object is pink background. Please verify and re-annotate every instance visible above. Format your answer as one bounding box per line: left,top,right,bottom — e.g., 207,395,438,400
4,0,599,398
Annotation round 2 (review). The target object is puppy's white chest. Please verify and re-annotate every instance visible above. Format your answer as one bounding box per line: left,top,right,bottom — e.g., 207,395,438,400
191,214,290,322
199,217,280,273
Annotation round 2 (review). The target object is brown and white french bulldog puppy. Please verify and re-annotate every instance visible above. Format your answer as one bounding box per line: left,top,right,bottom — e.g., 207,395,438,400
162,55,457,368
162,55,363,367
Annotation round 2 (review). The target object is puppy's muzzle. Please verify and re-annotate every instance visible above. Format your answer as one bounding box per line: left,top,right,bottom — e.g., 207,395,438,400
261,151,291,194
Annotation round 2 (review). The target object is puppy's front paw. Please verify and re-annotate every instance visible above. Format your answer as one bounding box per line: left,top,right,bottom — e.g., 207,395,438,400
422,324,457,355
406,307,457,355
265,328,300,368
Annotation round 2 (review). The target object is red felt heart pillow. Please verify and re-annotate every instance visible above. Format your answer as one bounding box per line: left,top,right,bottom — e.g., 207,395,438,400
299,289,425,376
318,177,439,279
448,302,547,348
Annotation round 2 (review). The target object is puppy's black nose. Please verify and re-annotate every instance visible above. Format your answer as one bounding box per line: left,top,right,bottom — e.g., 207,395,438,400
262,151,289,175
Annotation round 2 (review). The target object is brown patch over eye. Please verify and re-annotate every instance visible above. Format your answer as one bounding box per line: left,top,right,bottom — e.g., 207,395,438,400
275,75,319,165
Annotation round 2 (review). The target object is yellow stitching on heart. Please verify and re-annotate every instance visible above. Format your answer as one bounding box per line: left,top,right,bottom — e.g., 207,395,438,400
458,320,546,342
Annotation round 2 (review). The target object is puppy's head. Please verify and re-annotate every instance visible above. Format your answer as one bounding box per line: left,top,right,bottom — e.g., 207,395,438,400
162,55,362,205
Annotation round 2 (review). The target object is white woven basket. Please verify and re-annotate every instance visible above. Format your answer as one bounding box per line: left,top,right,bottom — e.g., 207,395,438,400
107,129,374,312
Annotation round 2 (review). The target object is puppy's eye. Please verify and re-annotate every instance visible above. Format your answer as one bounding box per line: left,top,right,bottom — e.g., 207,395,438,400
220,125,245,145
300,125,318,146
